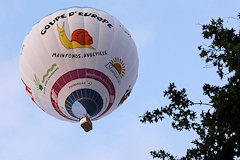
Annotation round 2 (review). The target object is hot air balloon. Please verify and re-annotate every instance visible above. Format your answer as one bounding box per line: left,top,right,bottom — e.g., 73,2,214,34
19,7,138,132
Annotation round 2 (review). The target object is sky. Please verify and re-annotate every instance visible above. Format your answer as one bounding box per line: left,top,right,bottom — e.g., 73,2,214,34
0,0,240,160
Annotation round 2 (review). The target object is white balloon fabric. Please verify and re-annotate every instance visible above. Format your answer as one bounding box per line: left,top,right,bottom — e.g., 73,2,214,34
19,7,139,122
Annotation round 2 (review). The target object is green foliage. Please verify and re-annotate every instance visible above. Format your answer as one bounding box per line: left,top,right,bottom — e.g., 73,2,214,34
151,150,176,160
140,14,240,160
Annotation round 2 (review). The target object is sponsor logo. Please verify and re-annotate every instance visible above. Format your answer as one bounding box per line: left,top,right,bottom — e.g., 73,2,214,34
57,23,95,50
41,11,113,35
69,80,92,89
34,63,58,94
118,86,132,106
51,50,107,59
105,57,126,84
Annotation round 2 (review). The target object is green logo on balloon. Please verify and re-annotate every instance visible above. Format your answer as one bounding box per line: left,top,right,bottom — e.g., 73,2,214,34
34,74,43,91
34,63,57,91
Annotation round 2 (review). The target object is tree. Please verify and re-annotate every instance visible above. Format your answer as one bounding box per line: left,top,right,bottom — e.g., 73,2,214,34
140,14,240,160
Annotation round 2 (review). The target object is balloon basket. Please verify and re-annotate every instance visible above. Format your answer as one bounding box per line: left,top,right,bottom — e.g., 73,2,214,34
80,117,92,132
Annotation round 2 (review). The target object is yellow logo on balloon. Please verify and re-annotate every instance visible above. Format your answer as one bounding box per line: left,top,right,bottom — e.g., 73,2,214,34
57,23,95,50
110,57,126,78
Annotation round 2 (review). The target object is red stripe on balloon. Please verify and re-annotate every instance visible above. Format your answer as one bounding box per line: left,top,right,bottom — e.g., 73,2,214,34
50,68,115,121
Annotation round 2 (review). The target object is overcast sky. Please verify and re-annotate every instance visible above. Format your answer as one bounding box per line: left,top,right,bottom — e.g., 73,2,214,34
0,0,240,160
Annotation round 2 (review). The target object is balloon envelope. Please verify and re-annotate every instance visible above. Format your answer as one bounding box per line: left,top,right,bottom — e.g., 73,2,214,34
19,7,138,122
